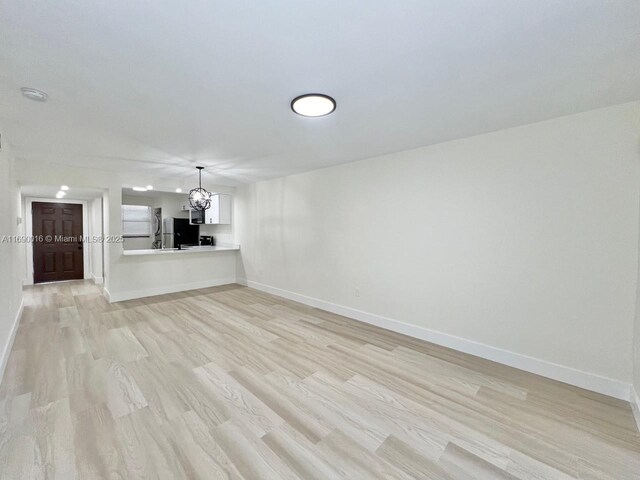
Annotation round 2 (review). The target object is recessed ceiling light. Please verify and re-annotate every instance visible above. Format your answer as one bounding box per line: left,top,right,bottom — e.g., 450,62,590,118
56,194,64,199
57,190,66,197
60,185,69,191
291,94,336,117
132,187,147,192
176,188,183,193
146,185,153,190
21,87,48,102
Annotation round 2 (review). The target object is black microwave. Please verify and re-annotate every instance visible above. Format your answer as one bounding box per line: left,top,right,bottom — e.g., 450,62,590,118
189,209,205,225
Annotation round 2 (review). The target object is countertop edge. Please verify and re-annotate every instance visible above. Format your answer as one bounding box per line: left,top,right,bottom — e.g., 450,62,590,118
122,245,240,256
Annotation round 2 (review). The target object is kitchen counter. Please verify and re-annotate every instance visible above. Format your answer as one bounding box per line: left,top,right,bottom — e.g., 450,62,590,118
122,245,240,256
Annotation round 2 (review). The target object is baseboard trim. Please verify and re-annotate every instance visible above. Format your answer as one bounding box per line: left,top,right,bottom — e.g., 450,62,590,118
238,278,631,401
108,277,237,303
92,275,104,285
631,387,640,434
0,297,24,384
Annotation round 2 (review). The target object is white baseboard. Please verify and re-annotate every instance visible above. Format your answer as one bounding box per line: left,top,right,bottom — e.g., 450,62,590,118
92,275,104,285
0,297,24,384
631,387,640,434
237,278,631,401
107,277,237,303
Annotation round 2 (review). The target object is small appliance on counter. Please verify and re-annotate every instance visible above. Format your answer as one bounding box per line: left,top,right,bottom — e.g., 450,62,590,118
200,235,215,246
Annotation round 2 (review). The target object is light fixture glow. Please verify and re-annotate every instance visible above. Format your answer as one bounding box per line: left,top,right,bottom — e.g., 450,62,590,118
60,185,69,191
291,94,336,117
21,87,48,102
132,187,147,192
56,194,64,199
189,167,212,211
175,188,182,193
57,191,66,197
146,185,153,190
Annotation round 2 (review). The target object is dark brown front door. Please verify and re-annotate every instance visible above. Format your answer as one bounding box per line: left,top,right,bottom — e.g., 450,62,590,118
33,202,84,283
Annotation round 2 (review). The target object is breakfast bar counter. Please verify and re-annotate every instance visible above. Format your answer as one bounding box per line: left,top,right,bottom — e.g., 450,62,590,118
122,245,240,256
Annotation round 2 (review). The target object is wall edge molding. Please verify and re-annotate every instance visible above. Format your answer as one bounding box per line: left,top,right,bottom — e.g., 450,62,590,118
107,277,237,303
237,278,631,401
0,296,24,384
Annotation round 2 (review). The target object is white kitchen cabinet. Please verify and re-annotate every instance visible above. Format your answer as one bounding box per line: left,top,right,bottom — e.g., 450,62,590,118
204,194,231,224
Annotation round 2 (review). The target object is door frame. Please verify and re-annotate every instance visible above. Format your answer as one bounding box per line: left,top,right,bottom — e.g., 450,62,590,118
25,197,91,285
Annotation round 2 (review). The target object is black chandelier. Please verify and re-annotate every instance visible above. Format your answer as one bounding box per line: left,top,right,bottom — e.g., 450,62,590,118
189,166,212,211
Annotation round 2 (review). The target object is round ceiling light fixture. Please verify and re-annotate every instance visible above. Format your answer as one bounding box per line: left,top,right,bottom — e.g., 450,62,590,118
189,166,212,211
21,87,48,102
291,94,336,117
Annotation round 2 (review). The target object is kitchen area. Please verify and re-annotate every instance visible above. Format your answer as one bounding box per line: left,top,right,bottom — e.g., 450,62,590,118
120,187,239,256
106,184,240,302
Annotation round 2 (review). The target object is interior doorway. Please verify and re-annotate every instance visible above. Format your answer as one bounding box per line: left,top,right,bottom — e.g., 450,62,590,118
32,202,84,283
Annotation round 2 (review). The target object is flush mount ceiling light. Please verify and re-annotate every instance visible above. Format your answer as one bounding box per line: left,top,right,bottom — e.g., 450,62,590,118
146,185,153,190
175,188,183,193
189,166,212,211
60,185,69,191
21,87,48,102
291,93,336,117
56,190,66,198
132,186,148,192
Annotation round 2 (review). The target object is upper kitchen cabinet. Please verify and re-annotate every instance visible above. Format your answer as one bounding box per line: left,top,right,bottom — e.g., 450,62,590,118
187,193,232,225
206,194,232,224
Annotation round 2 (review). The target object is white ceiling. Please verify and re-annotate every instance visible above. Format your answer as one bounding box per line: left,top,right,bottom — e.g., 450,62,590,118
1,0,639,186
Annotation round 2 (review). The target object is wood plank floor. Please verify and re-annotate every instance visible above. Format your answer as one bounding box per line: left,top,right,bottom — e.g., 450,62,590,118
1,280,639,479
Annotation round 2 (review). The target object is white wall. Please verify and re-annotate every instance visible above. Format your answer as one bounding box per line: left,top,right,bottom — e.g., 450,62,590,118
0,134,24,380
110,252,237,302
633,193,640,425
236,102,640,395
90,197,104,281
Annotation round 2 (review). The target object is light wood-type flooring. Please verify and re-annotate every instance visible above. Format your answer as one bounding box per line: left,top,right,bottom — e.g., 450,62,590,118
1,280,639,479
